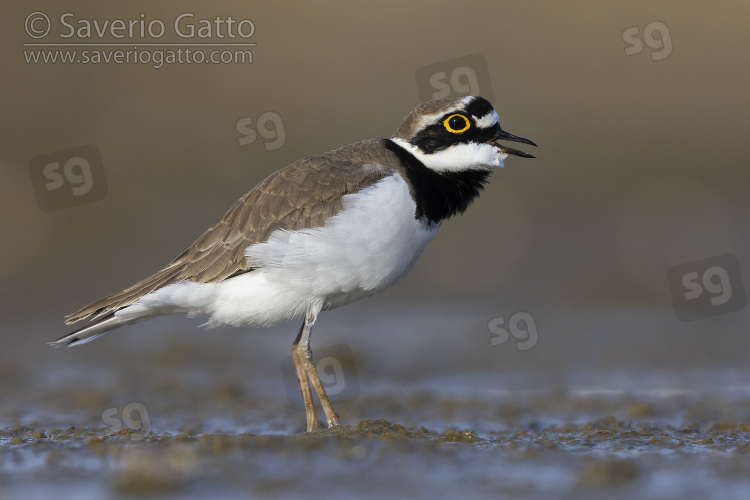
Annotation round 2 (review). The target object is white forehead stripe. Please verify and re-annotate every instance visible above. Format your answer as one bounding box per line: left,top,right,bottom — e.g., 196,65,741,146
473,110,499,129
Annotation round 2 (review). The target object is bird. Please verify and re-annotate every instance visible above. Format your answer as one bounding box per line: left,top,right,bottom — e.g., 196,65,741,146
49,96,536,432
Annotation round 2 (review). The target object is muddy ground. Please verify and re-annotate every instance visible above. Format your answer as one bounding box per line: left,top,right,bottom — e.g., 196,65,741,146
2,304,749,499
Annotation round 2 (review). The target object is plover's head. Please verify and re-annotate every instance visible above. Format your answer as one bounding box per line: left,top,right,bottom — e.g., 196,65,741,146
391,96,536,172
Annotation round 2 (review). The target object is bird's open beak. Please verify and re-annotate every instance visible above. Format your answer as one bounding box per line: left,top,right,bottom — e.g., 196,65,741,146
489,129,537,158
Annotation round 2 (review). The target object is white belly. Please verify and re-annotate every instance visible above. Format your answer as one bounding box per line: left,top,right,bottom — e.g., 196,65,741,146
130,174,439,328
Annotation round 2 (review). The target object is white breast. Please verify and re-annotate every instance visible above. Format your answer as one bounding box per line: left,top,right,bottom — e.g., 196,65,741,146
132,173,439,328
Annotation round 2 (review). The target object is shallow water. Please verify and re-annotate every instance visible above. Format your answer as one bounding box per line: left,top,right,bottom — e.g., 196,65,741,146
2,304,750,499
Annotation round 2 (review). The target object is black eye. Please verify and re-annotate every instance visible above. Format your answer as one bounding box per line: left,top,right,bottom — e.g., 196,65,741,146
444,114,471,134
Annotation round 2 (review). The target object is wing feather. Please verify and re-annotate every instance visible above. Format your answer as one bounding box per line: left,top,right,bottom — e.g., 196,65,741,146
66,140,392,324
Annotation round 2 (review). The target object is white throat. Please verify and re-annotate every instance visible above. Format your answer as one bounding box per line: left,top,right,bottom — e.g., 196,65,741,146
391,137,506,172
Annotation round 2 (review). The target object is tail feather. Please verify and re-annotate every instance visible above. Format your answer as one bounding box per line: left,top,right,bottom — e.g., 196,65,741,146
52,282,206,348
49,314,131,348
64,265,184,325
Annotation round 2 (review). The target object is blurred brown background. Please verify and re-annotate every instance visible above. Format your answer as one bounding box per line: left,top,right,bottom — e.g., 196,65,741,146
1,1,749,376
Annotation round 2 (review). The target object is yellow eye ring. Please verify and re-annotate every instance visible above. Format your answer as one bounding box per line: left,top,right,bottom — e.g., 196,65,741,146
443,114,471,133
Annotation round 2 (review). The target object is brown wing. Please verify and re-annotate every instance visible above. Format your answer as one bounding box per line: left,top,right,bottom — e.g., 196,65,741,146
66,140,393,324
